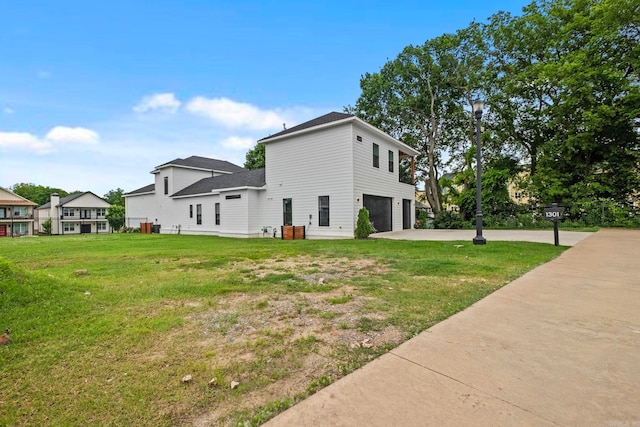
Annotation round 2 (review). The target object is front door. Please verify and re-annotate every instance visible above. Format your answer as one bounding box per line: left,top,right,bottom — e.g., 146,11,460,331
80,224,91,234
403,199,411,230
0,224,6,237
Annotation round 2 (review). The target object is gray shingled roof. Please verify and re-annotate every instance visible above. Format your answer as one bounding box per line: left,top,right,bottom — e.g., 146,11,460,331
125,183,155,196
154,155,246,173
172,168,265,197
259,112,354,142
37,192,105,209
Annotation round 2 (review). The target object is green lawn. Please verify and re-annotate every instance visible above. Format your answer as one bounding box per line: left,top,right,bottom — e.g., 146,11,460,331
0,234,565,426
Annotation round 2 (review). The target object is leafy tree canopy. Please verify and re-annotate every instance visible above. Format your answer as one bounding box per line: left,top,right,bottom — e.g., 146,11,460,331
104,188,125,206
10,183,69,207
351,0,639,217
349,24,487,215
105,205,125,231
244,143,265,170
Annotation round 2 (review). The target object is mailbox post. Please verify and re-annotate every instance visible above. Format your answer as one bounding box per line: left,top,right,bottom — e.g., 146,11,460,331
543,203,564,246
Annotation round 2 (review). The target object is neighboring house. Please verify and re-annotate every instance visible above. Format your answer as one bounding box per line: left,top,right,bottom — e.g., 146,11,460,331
124,112,420,238
508,170,533,206
36,192,112,235
414,191,434,216
0,186,37,237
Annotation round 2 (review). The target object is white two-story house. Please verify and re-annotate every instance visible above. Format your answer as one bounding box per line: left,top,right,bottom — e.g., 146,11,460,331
35,192,112,235
124,112,419,238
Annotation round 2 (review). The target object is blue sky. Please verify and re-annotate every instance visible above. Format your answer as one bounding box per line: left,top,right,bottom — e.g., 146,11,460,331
1,0,530,197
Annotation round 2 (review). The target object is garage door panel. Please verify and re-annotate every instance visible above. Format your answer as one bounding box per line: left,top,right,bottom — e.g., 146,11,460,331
363,195,392,232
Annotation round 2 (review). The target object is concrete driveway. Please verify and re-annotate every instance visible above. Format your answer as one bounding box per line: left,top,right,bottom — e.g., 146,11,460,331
371,229,593,246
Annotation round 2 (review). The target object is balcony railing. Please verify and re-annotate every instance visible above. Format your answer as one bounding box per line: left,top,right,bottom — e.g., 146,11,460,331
63,213,107,220
0,214,34,220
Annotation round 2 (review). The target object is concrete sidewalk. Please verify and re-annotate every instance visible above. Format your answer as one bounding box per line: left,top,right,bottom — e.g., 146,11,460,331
371,229,593,246
265,229,640,426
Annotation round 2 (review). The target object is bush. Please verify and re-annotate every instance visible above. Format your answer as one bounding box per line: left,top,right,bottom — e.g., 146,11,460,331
355,207,373,239
414,210,429,229
41,218,52,235
433,211,466,229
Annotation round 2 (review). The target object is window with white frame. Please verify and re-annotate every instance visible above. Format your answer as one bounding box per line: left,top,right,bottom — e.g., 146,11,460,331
96,208,106,217
63,208,74,217
13,207,27,217
215,203,220,225
196,204,202,225
13,223,28,235
64,223,75,232
97,222,107,231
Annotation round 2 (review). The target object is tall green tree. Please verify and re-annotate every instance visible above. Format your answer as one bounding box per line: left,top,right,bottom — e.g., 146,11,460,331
104,188,125,206
485,0,640,207
244,143,265,170
10,183,69,207
532,0,640,206
105,205,125,231
350,25,487,215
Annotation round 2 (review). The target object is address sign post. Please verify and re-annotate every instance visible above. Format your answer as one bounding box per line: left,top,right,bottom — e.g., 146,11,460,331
543,203,564,246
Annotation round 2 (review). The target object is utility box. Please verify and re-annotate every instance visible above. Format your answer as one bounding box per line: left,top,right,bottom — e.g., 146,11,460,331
281,225,305,240
140,222,153,234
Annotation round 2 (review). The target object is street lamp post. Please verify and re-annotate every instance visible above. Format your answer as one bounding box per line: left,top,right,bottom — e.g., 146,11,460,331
472,99,486,245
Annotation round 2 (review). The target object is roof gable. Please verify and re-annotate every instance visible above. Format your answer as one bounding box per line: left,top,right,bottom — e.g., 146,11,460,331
0,186,37,206
37,192,110,209
259,112,353,142
258,111,420,156
124,183,155,196
153,156,246,174
172,168,266,197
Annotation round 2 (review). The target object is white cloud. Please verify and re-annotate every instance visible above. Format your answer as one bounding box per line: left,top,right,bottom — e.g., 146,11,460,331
220,136,255,150
45,126,100,145
0,131,53,154
133,93,182,114
185,97,286,130
0,126,100,154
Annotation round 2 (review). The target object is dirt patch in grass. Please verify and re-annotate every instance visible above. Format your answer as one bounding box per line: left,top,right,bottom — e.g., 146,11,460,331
142,255,404,426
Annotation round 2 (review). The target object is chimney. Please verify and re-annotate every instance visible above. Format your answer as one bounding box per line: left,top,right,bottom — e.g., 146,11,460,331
50,193,60,235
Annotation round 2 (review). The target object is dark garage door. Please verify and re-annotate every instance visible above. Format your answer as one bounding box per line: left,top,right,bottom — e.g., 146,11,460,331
80,224,91,234
363,194,392,232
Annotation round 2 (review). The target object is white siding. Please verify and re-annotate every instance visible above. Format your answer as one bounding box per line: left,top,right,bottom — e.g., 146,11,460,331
247,190,267,237
124,193,156,227
217,190,248,236
171,168,219,193
263,124,355,238
165,195,218,235
64,193,110,209
166,190,263,238
352,123,415,231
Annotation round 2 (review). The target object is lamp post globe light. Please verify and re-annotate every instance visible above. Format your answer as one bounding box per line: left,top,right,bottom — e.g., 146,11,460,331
472,99,486,245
